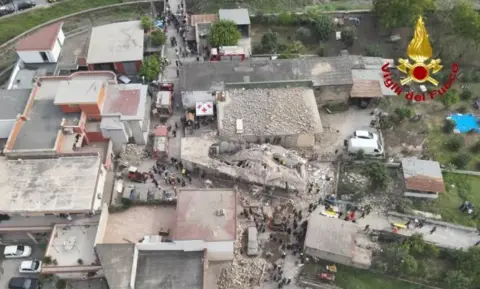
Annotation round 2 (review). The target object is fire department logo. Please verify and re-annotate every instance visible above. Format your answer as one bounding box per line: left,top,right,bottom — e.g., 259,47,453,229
397,17,443,86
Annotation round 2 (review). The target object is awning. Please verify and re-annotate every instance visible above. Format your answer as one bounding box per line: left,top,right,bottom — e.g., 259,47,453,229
196,102,214,116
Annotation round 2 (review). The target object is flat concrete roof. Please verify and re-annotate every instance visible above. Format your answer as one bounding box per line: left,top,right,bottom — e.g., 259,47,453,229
217,87,323,137
53,79,104,105
87,21,144,64
46,224,98,266
402,158,445,193
218,9,250,25
0,89,31,120
0,156,101,213
101,206,176,244
135,250,204,289
174,189,236,242
96,244,134,289
102,84,147,120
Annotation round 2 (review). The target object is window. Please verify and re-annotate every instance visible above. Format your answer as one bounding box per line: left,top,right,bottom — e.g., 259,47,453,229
39,52,49,62
68,104,78,108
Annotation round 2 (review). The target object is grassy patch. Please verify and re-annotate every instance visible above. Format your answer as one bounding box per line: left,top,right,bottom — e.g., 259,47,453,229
411,172,480,228
334,265,427,289
0,0,124,45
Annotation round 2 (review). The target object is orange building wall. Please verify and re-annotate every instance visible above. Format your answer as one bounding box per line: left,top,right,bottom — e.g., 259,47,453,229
86,131,107,142
60,104,82,114
79,104,101,119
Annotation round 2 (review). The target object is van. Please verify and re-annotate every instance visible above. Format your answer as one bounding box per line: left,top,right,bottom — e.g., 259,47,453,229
347,138,383,156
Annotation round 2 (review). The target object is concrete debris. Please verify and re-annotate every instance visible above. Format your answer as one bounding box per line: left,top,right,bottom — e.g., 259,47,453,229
201,130,218,137
343,172,368,187
218,222,268,289
119,144,148,166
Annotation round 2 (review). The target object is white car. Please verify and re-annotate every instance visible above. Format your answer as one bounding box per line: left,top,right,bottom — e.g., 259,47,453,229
19,260,42,274
3,245,32,259
353,130,379,141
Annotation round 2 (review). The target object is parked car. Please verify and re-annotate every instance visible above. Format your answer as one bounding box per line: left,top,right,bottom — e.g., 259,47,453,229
353,130,379,141
19,260,42,274
0,3,15,16
8,278,38,289
4,245,32,259
16,0,35,10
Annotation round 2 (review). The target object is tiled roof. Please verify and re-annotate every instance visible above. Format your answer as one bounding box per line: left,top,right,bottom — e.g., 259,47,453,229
15,22,63,51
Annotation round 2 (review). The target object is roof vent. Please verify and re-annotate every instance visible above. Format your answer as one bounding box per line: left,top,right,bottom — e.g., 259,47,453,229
216,209,225,216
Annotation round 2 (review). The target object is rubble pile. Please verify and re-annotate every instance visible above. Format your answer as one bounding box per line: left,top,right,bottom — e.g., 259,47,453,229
119,144,148,166
220,88,316,136
218,222,268,289
343,172,368,187
306,162,336,198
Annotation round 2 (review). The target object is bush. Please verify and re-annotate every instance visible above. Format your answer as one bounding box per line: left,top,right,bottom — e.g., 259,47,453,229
443,119,456,133
365,44,382,57
356,149,365,160
43,256,52,264
446,136,464,151
460,88,473,100
452,153,471,169
316,43,326,56
278,12,294,25
394,107,413,121
296,27,313,43
341,27,356,48
362,162,390,189
141,16,154,31
457,105,468,114
150,30,166,46
471,140,480,153
440,89,460,108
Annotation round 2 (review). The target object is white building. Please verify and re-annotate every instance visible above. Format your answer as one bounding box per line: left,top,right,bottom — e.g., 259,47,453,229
15,22,65,64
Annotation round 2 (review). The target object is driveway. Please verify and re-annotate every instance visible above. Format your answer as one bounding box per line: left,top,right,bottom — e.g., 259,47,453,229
316,107,374,159
0,245,46,289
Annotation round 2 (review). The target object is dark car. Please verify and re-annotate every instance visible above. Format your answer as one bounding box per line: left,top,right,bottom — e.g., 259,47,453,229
0,3,15,16
8,277,38,289
16,0,35,10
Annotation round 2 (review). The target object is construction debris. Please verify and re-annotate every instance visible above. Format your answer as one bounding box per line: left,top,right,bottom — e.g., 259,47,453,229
217,222,268,289
119,144,149,166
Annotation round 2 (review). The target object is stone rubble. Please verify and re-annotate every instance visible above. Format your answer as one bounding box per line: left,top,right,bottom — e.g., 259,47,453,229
218,222,268,289
219,88,317,136
119,144,149,166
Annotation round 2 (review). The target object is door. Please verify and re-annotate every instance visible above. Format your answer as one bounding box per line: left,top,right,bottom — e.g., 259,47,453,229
122,61,137,75
39,52,49,62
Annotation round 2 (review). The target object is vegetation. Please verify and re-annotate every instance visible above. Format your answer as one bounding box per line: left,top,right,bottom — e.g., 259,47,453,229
55,280,66,289
141,15,154,31
440,90,460,108
364,44,382,57
150,30,166,46
43,256,52,265
362,162,390,189
209,20,241,47
373,0,434,30
443,119,455,133
460,88,472,100
139,55,165,82
312,14,335,41
0,0,124,45
394,107,413,121
452,153,471,169
446,136,464,152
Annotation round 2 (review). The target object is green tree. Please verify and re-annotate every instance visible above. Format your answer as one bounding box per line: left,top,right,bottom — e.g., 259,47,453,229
341,27,355,48
209,20,241,47
400,254,418,275
362,162,390,189
313,14,334,41
446,136,464,151
141,16,154,31
373,0,434,30
139,55,164,82
444,271,473,289
451,2,480,43
394,107,413,121
259,31,280,53
452,153,471,169
278,12,294,25
150,30,166,46
460,88,472,100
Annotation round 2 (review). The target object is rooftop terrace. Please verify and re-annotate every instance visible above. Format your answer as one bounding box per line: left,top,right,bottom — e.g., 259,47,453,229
99,206,176,244
45,223,99,267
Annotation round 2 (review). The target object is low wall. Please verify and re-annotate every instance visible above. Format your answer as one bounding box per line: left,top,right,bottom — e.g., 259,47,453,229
387,211,478,232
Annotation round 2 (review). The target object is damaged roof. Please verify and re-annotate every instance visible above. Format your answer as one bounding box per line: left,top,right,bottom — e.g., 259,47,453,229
180,137,308,190
401,158,445,193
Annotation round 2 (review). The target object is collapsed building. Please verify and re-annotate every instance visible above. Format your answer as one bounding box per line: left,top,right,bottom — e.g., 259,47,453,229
180,137,308,191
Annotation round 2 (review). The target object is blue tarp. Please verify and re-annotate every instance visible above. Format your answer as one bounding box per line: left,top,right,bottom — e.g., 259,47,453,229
155,20,164,28
449,113,480,133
